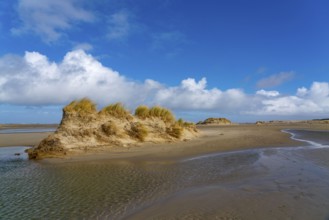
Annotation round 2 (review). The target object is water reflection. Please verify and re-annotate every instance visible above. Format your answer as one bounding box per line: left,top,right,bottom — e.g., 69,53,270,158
0,148,261,219
1,130,329,219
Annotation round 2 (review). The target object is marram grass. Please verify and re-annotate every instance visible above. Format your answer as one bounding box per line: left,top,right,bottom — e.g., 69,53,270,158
64,98,97,115
148,106,175,123
100,103,131,119
62,99,193,134
130,122,148,141
135,105,150,119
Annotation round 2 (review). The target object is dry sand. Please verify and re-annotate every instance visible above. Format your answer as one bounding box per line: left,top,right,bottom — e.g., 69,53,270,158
1,123,328,161
0,124,57,147
39,122,328,162
0,132,53,147
0,123,329,162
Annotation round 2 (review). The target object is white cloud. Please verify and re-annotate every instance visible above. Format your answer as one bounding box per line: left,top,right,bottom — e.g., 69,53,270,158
0,50,158,106
256,71,295,88
256,89,280,97
0,50,328,118
12,0,94,42
250,82,329,115
153,78,248,112
297,87,308,97
308,82,329,100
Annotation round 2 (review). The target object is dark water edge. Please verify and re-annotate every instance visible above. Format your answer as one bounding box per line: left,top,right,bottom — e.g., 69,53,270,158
0,130,329,219
284,129,329,146
0,146,30,161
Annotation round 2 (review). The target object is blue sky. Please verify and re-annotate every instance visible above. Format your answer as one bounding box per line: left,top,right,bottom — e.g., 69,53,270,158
0,0,328,123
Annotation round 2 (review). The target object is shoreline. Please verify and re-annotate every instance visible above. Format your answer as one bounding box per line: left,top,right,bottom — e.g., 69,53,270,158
0,132,54,147
41,123,328,163
0,124,58,147
1,123,328,162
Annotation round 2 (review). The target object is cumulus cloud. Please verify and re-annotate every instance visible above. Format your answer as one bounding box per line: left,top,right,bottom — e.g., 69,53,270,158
153,78,248,112
250,82,329,115
256,71,295,88
0,50,328,118
256,90,280,97
0,50,160,106
12,0,94,42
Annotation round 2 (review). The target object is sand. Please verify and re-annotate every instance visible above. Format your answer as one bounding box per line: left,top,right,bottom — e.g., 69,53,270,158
0,122,328,160
0,124,57,147
0,132,53,147
0,124,58,147
26,122,328,162
1,123,329,219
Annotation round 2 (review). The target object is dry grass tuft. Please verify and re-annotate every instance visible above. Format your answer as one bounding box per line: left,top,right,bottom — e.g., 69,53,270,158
148,106,175,123
100,103,131,119
167,119,197,138
63,98,97,115
135,105,150,119
176,118,184,127
101,121,118,136
130,122,148,141
166,124,183,139
177,118,196,130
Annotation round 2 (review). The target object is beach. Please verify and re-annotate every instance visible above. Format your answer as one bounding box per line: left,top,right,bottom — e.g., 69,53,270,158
13,122,329,162
1,123,329,219
0,124,57,147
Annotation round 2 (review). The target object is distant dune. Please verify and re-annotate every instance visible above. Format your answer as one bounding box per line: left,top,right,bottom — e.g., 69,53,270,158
27,99,198,159
197,117,232,125
255,119,329,125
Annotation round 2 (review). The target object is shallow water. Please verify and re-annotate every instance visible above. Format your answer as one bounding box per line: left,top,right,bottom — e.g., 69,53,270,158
286,129,329,146
1,130,329,219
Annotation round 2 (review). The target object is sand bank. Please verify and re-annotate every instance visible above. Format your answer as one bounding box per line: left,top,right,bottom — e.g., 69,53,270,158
0,124,57,147
42,122,328,162
1,123,328,161
0,132,53,147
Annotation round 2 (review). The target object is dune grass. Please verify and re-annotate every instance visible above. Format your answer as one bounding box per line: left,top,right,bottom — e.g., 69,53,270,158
100,103,131,119
63,98,97,115
135,105,175,123
177,118,196,129
166,124,183,139
130,122,148,141
101,121,118,136
135,105,150,119
148,106,175,123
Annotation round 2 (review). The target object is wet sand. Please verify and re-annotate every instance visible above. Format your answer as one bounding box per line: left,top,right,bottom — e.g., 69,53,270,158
1,123,329,219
